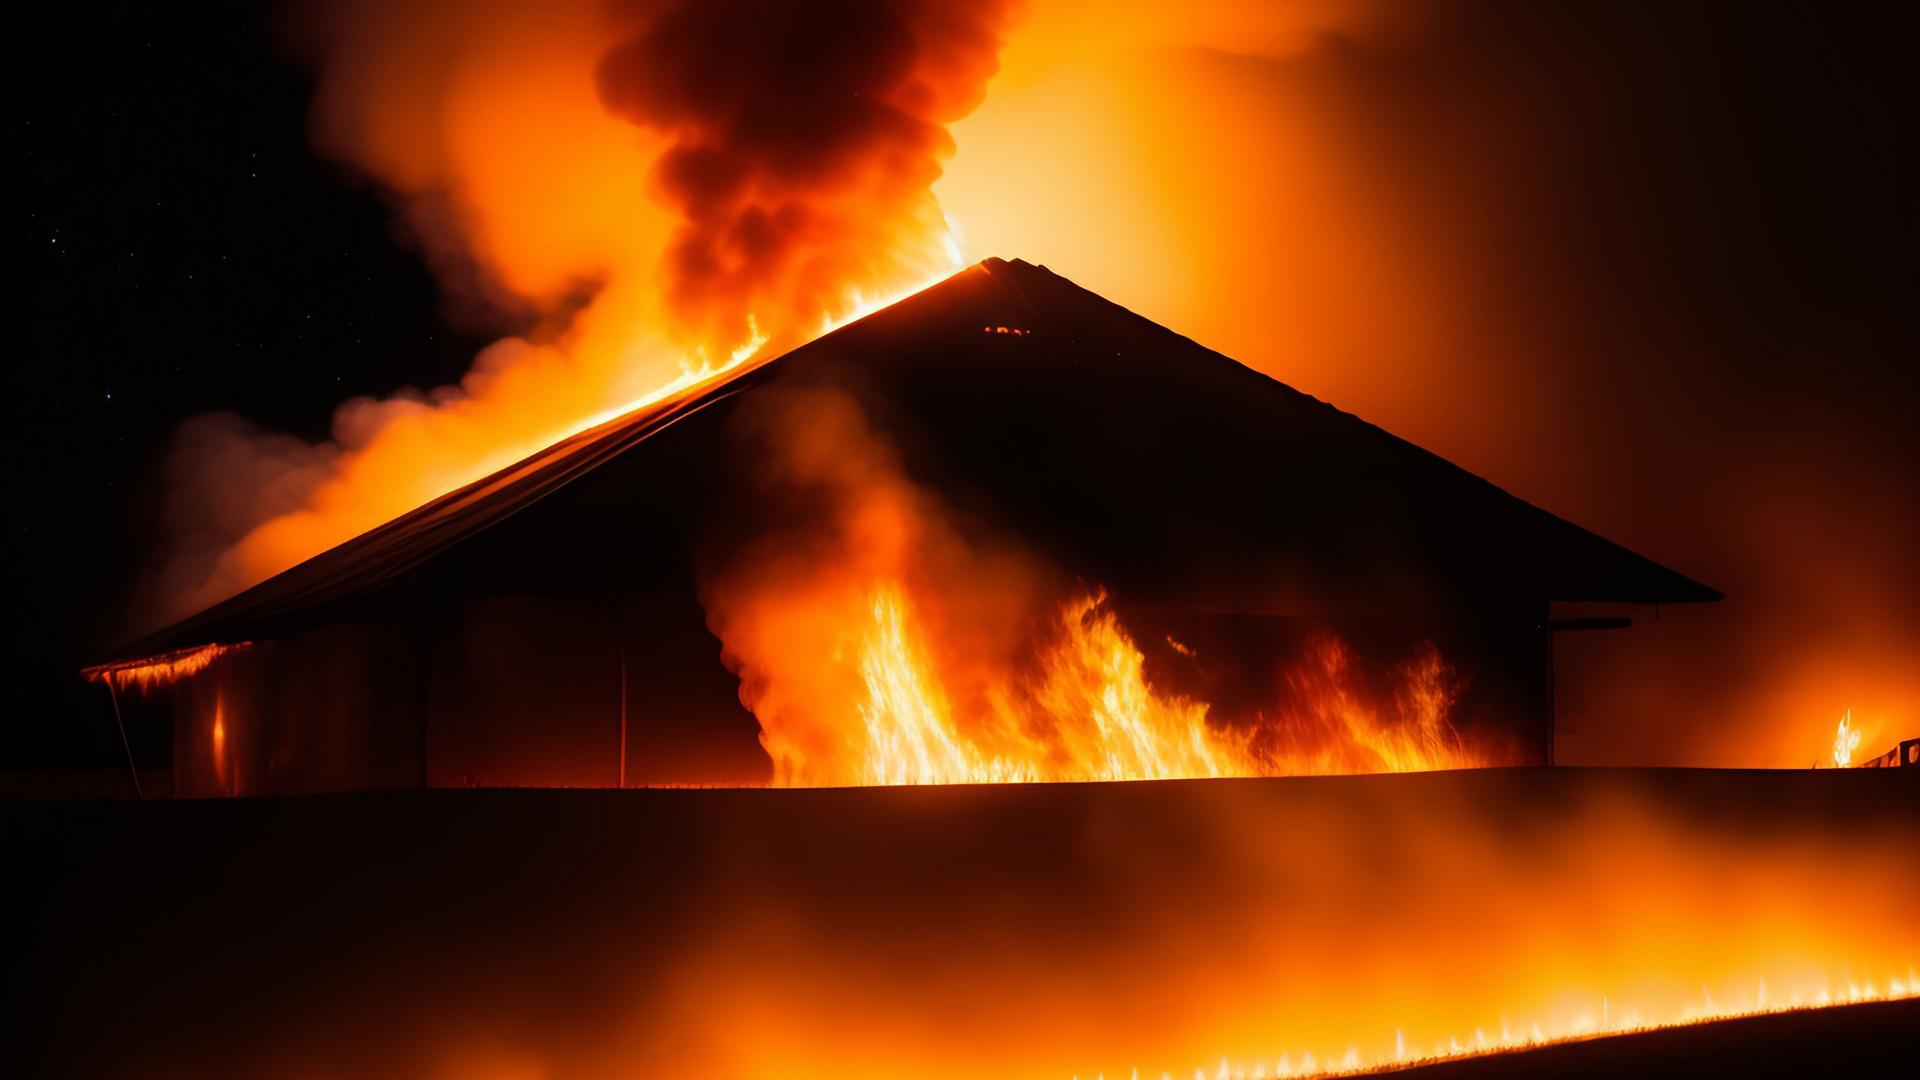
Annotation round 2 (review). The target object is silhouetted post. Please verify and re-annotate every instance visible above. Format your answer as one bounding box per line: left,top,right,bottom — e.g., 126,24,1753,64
104,679,143,799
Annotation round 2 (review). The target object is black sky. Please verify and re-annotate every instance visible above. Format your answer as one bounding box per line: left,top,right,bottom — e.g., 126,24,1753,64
16,3,494,767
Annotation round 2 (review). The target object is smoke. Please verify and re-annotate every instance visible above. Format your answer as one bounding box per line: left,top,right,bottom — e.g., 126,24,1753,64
935,0,1918,766
698,375,1516,785
697,378,1054,784
137,0,1014,628
595,0,1012,356
150,414,343,601
132,0,1909,768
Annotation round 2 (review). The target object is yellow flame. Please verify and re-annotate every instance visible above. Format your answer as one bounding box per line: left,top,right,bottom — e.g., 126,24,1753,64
1831,709,1861,767
819,253,966,339
858,589,1033,785
779,585,1509,787
1023,591,1242,783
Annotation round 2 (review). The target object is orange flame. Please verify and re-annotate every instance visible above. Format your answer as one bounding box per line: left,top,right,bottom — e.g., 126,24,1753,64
758,582,1506,788
1831,709,1862,767
83,642,249,693
707,383,1513,787
147,0,1009,626
604,763,1920,1079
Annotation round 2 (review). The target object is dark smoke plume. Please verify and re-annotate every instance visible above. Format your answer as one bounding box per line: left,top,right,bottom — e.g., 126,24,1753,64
135,0,1017,626
596,0,1014,354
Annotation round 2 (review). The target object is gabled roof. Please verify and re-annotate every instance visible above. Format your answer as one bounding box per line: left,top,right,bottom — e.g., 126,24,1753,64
99,257,1717,666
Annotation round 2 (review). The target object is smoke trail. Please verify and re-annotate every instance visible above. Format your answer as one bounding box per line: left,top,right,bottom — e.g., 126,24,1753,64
137,0,1013,628
596,0,1011,356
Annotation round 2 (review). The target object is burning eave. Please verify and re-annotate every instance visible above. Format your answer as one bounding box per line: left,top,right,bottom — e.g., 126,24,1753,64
83,641,249,692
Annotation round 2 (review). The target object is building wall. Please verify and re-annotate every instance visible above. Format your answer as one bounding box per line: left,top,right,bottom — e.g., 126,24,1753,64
172,618,423,797
421,595,767,788
170,596,766,795
168,592,1545,795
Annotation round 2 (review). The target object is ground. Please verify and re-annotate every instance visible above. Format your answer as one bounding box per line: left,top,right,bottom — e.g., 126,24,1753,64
14,767,1917,1077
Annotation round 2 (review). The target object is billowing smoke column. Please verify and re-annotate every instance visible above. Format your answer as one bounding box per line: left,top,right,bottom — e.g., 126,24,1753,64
595,0,1008,358
139,0,1013,627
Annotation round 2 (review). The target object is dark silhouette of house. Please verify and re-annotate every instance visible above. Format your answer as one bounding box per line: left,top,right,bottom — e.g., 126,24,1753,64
90,258,1718,794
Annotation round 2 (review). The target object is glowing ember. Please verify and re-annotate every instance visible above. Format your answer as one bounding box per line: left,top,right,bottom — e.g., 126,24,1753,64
1831,709,1862,767
83,642,248,692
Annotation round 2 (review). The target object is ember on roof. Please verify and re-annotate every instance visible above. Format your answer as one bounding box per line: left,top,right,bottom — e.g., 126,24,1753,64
93,258,1718,795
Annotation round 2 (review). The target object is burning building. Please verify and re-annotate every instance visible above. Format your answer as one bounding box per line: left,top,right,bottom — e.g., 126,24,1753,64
89,259,1718,796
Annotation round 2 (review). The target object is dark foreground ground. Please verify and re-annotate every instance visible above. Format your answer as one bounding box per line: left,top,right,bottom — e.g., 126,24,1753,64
1386,998,1916,1078
12,767,1919,1078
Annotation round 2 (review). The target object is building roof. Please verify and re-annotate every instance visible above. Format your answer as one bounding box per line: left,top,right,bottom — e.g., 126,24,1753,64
97,257,1718,667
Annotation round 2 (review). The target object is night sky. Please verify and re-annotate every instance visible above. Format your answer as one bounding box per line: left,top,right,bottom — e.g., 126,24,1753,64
18,4,496,767
13,2,1916,771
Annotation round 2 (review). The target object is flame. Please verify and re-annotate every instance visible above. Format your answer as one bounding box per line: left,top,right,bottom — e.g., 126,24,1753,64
609,764,1920,1079
856,587,1029,786
1259,639,1482,775
763,583,1504,788
926,1,1920,772
1831,709,1862,767
708,381,1513,788
147,0,1004,625
1020,591,1243,783
1104,972,1918,1079
818,271,966,341
83,642,249,692
849,586,1243,787
120,0,1914,776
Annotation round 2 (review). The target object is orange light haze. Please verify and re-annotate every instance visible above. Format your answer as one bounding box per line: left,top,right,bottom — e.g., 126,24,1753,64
141,0,1917,773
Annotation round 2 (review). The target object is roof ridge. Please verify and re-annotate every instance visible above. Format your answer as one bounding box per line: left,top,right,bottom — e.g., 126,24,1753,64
98,256,1718,668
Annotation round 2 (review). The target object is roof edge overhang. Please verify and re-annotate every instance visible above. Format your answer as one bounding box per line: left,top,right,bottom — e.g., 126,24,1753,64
86,256,1723,675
